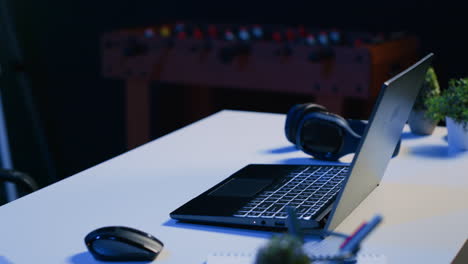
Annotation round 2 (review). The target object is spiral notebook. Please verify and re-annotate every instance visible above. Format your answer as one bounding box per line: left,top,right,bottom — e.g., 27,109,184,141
206,252,386,264
207,236,387,264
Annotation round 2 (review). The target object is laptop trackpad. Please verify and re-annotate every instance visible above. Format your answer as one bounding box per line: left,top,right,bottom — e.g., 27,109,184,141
208,178,272,198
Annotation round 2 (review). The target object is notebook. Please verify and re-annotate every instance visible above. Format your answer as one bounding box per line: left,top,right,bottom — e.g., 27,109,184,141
206,252,386,264
170,53,433,232
207,236,387,264
206,220,388,263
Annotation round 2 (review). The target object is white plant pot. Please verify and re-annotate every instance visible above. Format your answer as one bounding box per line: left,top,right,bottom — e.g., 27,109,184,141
446,117,468,150
408,110,438,135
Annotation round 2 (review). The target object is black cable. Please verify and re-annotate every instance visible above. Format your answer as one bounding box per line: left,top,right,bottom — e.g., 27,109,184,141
0,0,57,184
0,169,38,193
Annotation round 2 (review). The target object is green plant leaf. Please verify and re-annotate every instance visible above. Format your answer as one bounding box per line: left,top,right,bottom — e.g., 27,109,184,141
414,67,440,111
425,77,468,125
255,234,311,264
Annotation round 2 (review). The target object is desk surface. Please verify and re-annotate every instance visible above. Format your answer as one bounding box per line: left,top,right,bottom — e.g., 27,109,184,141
0,110,467,264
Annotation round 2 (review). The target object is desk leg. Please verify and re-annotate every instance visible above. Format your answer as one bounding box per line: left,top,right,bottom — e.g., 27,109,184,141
126,79,150,149
185,86,214,122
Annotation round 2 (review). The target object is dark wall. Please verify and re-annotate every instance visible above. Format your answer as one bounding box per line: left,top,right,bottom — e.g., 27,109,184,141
4,1,468,189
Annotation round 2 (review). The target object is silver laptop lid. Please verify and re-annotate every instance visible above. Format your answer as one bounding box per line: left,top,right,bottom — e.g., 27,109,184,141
326,53,434,231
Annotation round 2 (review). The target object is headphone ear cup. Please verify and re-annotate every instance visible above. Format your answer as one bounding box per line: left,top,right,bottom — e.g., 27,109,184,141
322,111,347,123
285,103,327,144
320,112,363,138
296,111,359,160
285,104,307,144
295,111,345,156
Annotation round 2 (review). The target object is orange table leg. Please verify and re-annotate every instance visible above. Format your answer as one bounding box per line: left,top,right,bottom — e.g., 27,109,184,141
126,79,151,149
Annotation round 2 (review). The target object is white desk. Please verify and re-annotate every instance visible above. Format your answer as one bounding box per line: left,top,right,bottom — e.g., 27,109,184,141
0,110,467,264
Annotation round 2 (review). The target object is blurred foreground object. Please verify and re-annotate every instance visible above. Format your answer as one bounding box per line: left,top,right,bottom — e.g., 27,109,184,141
255,234,310,264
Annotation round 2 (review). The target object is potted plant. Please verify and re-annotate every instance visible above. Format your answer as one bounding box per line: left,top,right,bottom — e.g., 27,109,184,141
255,234,311,264
426,77,468,150
408,67,441,135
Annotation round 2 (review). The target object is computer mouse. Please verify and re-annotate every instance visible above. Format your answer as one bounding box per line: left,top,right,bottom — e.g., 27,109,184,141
84,226,164,261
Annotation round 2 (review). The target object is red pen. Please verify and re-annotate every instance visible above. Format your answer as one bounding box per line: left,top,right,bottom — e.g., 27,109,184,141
339,221,367,249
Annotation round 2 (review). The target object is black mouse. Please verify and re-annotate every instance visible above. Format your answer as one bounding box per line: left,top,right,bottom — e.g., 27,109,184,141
84,226,164,261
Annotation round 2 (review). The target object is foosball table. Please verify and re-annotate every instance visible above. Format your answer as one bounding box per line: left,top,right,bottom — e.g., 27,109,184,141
101,23,419,149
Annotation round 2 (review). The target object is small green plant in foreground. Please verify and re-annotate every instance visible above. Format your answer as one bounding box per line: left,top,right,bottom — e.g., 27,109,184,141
255,234,311,264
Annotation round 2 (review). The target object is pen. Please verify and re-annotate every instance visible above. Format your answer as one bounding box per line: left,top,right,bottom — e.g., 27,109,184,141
339,221,367,249
339,214,382,254
286,206,304,243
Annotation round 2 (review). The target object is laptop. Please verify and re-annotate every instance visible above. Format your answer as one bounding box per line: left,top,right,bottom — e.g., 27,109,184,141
170,53,433,232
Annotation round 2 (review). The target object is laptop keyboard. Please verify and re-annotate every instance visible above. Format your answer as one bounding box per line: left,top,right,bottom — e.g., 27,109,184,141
233,165,348,220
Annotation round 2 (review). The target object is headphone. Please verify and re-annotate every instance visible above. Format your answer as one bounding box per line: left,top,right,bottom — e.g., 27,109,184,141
285,103,400,161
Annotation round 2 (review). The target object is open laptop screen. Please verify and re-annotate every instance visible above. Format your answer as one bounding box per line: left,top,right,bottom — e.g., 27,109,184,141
326,53,433,231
